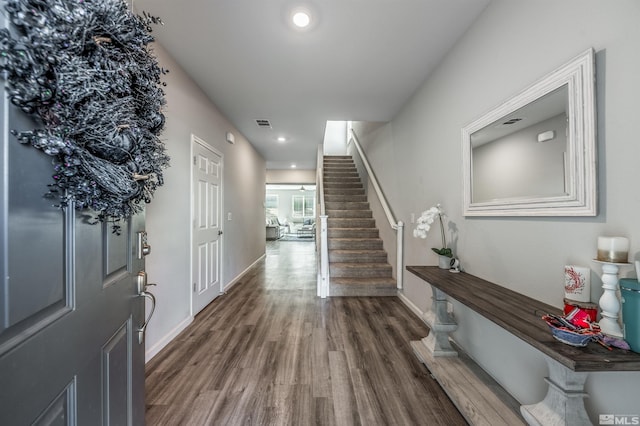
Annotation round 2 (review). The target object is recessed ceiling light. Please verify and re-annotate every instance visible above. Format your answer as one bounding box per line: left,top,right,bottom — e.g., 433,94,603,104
287,5,316,31
291,164,297,168
277,136,286,142
292,11,310,28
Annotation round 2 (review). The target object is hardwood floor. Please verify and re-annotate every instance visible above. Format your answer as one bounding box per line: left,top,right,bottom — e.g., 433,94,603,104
145,241,466,425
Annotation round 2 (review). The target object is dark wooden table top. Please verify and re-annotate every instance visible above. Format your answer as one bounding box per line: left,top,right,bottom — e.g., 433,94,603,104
407,265,640,372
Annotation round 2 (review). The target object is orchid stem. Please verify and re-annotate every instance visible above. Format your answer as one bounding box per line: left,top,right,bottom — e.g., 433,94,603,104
439,214,447,249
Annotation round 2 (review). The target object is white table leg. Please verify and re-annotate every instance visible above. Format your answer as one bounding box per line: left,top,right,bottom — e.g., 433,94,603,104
520,354,590,426
412,286,458,358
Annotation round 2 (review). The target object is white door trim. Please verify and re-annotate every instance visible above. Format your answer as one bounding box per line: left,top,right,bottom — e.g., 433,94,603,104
190,134,224,317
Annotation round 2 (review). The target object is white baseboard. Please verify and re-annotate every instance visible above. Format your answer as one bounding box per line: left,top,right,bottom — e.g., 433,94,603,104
145,316,193,363
223,254,265,292
398,291,427,325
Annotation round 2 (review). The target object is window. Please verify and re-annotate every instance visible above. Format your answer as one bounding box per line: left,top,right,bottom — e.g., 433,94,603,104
292,195,315,218
265,194,279,217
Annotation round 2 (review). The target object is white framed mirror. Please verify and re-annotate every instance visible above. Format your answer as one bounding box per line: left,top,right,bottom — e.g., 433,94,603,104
462,48,597,216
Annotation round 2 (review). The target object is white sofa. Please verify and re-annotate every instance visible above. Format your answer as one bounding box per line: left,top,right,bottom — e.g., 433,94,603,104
266,217,289,240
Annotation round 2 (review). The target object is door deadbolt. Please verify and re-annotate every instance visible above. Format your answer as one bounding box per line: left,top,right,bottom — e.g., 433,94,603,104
137,231,151,258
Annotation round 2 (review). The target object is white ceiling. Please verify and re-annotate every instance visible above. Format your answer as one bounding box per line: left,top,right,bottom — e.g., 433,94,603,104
133,0,490,169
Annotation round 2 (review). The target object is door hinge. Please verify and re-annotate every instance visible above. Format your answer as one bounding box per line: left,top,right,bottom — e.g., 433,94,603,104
193,282,196,292
193,155,196,165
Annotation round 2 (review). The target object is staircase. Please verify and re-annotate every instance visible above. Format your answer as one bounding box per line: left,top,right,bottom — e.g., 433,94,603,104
323,156,397,296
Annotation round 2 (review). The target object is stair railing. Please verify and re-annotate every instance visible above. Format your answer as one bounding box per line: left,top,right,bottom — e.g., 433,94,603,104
348,129,404,290
316,144,330,298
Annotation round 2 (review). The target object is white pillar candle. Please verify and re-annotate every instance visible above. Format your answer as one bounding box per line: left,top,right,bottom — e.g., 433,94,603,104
597,236,629,263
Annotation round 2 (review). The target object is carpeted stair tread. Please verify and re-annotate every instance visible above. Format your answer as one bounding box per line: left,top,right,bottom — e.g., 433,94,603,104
324,182,363,188
324,175,360,179
328,238,383,250
329,249,388,263
324,172,357,175
331,277,396,285
328,228,379,238
329,249,387,254
328,218,376,228
324,196,368,203
330,278,397,297
327,237,382,242
330,263,393,278
325,201,370,208
324,188,365,194
326,210,372,218
330,262,392,268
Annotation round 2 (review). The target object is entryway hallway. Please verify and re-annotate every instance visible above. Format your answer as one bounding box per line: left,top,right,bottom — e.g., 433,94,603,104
145,240,466,425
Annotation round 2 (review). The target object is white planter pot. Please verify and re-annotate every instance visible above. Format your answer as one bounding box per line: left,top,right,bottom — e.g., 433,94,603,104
438,255,451,269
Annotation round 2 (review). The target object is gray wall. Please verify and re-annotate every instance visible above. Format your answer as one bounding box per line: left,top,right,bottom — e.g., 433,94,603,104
324,121,348,155
473,114,567,201
144,42,266,360
266,169,316,184
355,0,640,419
347,123,400,282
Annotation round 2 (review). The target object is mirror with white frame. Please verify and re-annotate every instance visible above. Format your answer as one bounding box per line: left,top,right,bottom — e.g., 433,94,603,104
462,48,597,216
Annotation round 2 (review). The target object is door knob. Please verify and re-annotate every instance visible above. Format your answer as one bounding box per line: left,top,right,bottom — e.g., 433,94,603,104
218,230,223,235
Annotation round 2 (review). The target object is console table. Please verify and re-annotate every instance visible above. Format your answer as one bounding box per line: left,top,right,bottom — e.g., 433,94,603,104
407,266,640,426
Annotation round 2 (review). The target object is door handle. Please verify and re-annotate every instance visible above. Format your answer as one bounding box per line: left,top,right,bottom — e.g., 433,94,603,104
137,290,156,344
136,271,157,344
218,230,223,235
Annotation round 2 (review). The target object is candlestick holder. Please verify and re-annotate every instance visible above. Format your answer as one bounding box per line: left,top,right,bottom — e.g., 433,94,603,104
593,260,631,338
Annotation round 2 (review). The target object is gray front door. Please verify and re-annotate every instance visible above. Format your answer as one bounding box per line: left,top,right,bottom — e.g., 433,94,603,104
0,32,147,426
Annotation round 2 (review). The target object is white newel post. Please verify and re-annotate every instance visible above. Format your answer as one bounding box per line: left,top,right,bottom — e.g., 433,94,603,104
318,215,329,298
396,221,404,290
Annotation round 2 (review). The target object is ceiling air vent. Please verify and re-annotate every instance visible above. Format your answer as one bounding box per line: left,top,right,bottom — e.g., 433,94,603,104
256,119,272,128
502,118,522,125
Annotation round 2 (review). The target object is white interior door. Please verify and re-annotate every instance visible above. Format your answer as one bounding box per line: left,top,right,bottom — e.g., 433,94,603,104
192,136,223,315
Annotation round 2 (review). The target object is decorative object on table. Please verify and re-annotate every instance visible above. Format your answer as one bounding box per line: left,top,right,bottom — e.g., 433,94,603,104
593,236,631,338
620,278,640,353
542,313,601,347
0,0,169,227
449,257,461,273
596,236,629,263
563,298,598,325
413,203,453,269
600,335,630,351
564,265,591,302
